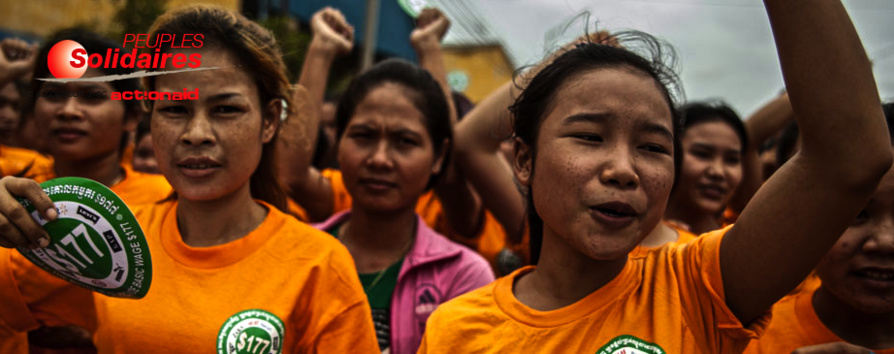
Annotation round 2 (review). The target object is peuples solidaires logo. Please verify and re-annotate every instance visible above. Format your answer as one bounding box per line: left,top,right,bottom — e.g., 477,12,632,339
47,34,202,79
44,34,203,101
16,177,151,298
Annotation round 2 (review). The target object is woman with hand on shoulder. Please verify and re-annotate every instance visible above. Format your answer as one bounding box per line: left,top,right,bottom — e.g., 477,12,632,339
0,6,377,353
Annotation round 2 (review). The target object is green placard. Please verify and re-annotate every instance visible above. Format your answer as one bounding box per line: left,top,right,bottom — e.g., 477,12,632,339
16,177,151,299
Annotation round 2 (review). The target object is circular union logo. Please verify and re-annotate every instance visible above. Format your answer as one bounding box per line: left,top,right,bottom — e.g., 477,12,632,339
16,177,151,298
217,309,285,354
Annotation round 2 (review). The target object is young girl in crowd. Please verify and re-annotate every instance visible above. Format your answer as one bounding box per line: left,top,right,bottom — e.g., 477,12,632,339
744,103,894,354
451,31,693,263
0,5,378,353
420,0,891,352
664,101,747,234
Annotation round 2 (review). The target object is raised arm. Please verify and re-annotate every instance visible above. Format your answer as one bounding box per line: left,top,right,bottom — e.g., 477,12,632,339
453,81,525,243
728,92,793,212
409,8,483,238
720,0,892,324
0,39,36,86
282,7,354,221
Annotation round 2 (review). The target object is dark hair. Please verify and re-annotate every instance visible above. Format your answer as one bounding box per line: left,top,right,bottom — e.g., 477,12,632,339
29,28,141,116
884,102,894,136
135,111,151,144
678,101,748,152
510,31,683,264
775,121,799,167
28,28,141,153
334,58,452,190
452,91,475,121
146,5,291,212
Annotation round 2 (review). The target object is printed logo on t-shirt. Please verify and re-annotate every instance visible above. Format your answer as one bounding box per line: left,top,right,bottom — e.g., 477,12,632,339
596,335,665,354
217,309,285,354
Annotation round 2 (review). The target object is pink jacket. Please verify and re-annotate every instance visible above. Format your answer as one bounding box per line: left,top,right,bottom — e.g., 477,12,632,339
314,211,495,354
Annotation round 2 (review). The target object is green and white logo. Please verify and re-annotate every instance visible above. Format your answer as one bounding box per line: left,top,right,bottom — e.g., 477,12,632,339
596,335,665,354
16,177,151,299
217,309,285,354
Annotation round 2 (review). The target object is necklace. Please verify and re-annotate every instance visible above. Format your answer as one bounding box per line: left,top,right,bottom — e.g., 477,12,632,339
338,220,415,292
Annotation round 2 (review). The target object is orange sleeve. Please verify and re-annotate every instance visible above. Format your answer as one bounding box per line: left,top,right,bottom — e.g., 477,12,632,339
0,249,39,333
289,226,377,353
0,326,28,354
112,166,172,206
0,249,96,336
320,169,352,215
720,207,739,228
0,146,55,183
120,143,134,170
670,227,771,352
310,300,378,353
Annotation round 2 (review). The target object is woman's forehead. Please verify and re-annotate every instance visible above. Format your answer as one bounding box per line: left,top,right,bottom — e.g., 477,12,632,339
543,68,673,128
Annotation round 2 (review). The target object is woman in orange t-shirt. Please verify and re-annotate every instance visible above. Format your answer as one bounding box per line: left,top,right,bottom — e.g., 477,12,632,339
0,28,171,353
420,0,891,352
0,5,377,353
664,102,747,235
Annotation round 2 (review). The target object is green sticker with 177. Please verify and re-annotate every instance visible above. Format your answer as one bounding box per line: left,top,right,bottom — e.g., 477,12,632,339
16,177,151,298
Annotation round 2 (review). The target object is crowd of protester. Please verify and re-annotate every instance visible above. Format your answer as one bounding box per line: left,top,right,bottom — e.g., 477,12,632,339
0,0,892,352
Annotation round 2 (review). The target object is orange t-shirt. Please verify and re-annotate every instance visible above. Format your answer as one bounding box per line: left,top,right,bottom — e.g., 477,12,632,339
630,221,698,259
1,200,378,353
321,169,512,266
788,271,821,297
0,145,54,182
419,227,770,353
38,164,172,206
744,287,894,353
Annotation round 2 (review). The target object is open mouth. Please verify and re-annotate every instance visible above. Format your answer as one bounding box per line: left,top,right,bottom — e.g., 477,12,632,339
698,184,726,200
177,157,222,177
593,204,636,217
854,268,894,282
589,202,638,228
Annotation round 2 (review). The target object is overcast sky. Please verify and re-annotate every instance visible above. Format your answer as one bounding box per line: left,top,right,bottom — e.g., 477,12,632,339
475,0,894,116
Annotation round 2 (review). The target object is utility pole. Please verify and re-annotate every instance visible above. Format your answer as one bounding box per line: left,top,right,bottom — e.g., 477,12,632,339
361,0,380,71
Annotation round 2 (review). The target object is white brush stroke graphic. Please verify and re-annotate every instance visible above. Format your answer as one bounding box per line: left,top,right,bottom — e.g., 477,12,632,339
38,66,229,84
